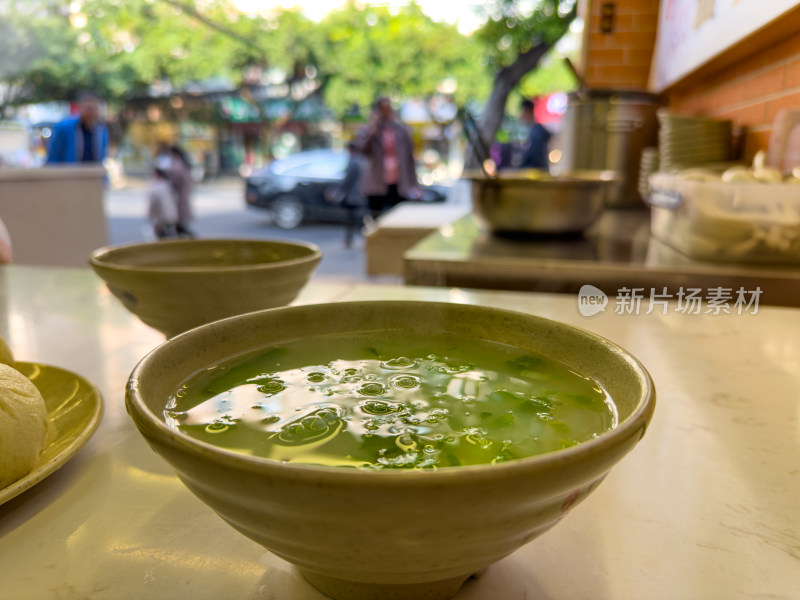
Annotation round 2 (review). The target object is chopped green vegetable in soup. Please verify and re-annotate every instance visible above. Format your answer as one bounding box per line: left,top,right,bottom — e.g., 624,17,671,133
166,333,616,469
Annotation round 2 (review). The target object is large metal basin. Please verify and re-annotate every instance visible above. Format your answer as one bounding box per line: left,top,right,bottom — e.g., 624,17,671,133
464,169,618,234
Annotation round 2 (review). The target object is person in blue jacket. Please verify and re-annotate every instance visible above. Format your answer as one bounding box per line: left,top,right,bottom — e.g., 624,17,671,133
46,92,108,165
518,98,552,172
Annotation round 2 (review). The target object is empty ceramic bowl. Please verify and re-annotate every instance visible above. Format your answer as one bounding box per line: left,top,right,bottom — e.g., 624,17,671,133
90,238,321,337
126,300,655,600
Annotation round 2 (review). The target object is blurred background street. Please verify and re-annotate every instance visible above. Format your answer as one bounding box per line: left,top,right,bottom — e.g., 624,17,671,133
0,0,581,274
106,176,371,281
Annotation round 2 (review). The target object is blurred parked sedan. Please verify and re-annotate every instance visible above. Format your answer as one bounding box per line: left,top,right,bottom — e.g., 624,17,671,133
244,148,449,229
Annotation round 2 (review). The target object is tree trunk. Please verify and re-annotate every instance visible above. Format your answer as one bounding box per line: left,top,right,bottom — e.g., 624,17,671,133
464,4,578,170
465,41,552,170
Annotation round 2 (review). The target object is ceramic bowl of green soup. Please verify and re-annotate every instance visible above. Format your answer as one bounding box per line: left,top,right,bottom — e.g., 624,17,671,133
126,301,655,600
90,238,320,338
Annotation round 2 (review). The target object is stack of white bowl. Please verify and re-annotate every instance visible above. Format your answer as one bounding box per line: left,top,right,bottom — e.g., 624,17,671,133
638,146,660,200
657,110,733,171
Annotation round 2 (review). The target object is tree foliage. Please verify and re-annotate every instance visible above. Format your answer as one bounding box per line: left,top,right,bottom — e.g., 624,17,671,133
476,0,578,70
519,53,577,99
466,0,578,163
1,0,274,106
0,1,92,105
316,3,490,117
0,0,490,115
0,0,576,134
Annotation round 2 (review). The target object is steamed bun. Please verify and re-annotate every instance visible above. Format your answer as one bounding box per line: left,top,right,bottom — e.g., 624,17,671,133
0,364,47,488
0,333,14,367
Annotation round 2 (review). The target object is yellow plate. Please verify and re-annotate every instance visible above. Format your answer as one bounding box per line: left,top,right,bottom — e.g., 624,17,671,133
0,362,103,505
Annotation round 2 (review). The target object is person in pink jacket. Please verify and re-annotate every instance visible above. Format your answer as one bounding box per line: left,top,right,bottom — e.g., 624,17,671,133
354,98,421,221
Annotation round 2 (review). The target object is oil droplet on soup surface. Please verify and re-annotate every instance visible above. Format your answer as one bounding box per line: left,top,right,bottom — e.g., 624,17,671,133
357,382,387,396
168,333,617,469
381,357,417,370
390,374,421,389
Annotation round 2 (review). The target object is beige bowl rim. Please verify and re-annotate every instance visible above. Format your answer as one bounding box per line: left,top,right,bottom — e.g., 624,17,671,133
90,237,321,274
126,301,655,487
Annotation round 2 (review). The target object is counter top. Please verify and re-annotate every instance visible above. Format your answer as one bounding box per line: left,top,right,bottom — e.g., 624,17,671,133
0,165,106,181
0,265,798,599
404,211,800,307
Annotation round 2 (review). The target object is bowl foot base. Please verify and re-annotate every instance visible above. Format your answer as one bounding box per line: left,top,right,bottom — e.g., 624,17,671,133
299,569,472,600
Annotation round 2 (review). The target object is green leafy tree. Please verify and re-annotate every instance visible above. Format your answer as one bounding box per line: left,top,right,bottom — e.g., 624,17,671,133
0,0,489,122
519,51,578,98
470,0,578,162
316,3,490,118
0,1,94,108
0,0,269,108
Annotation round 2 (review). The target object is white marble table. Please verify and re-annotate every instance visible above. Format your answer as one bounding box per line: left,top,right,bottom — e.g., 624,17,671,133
0,265,797,600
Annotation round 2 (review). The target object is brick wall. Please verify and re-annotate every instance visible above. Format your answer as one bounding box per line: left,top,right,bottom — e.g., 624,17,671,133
668,27,800,162
581,2,800,162
583,0,660,89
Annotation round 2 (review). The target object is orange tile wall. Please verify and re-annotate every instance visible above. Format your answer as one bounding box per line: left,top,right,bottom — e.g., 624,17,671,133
668,30,800,162
583,0,660,90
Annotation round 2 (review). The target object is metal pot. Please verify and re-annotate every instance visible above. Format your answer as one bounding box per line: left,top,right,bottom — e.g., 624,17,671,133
560,89,664,208
464,169,618,234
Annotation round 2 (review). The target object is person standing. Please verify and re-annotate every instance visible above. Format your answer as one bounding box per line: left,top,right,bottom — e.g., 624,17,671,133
355,97,421,222
328,142,366,248
518,98,552,171
167,145,195,237
147,166,178,240
46,92,108,165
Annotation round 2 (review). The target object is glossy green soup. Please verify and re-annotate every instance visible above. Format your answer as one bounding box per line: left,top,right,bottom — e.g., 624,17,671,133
166,333,617,469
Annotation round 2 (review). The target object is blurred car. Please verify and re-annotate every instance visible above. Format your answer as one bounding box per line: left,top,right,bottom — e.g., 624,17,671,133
244,148,449,229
